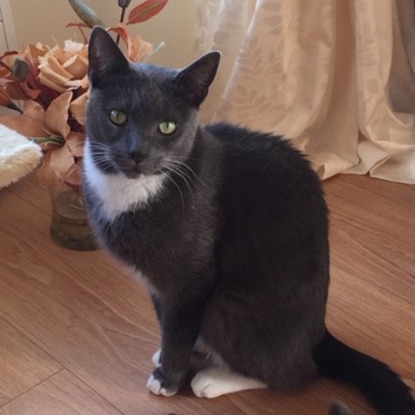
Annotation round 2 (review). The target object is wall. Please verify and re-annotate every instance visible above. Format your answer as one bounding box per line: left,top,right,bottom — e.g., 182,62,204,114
7,0,196,67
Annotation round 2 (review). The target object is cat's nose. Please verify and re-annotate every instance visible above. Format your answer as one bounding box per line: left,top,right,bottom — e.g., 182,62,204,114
128,149,145,165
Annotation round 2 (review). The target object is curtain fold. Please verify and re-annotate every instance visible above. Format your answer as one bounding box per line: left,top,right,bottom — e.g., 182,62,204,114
195,0,415,183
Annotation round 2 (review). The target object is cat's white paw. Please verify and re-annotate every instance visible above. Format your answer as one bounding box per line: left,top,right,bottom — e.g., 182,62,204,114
146,374,177,397
191,369,226,398
191,367,266,398
152,349,161,368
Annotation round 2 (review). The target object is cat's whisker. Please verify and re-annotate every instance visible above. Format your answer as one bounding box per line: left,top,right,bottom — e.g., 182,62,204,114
92,161,112,172
90,151,109,157
165,158,208,188
89,143,109,149
89,155,116,174
166,160,198,181
88,142,113,155
90,155,109,163
91,147,108,154
93,164,114,175
167,155,203,162
89,150,110,158
163,164,196,206
171,166,198,189
88,141,111,148
90,146,111,153
165,158,194,172
164,162,197,187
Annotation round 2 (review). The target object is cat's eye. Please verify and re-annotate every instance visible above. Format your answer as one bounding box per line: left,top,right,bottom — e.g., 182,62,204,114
158,121,177,135
109,110,127,126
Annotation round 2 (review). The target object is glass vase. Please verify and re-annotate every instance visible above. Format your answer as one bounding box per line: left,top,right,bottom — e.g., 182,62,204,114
49,183,97,251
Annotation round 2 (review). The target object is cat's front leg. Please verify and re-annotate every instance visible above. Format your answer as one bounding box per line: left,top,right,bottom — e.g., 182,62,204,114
152,349,162,368
147,297,206,397
149,295,162,369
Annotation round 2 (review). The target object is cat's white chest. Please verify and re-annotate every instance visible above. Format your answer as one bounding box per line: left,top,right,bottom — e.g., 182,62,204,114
83,140,166,221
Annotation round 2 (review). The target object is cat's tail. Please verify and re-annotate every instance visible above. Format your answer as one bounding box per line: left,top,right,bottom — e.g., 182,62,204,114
313,330,415,415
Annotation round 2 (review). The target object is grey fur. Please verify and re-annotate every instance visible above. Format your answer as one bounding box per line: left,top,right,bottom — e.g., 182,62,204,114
328,402,354,415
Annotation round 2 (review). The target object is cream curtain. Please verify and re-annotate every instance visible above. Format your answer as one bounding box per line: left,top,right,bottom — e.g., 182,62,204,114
195,0,415,183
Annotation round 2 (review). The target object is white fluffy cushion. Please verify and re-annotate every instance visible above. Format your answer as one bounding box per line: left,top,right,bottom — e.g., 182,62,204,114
0,124,42,189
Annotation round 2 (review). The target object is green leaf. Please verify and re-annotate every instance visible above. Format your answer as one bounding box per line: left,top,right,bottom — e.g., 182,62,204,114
33,136,65,146
68,0,105,28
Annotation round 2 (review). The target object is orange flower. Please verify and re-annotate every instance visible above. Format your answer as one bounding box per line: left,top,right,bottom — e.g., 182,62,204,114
25,43,49,67
108,24,153,61
0,53,19,77
70,89,89,125
0,51,41,102
38,40,89,93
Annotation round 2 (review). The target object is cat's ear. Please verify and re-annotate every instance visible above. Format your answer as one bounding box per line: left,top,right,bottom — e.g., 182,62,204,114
88,26,130,87
174,51,221,107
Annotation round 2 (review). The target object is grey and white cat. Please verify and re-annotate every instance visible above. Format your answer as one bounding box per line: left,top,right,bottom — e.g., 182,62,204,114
83,27,414,415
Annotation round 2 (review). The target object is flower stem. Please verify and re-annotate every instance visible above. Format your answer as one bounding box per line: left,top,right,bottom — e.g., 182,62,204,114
116,7,127,45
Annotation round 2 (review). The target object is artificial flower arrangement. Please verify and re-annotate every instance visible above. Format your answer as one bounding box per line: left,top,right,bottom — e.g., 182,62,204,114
0,0,168,194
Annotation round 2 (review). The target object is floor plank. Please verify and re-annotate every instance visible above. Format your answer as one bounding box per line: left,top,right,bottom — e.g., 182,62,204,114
0,318,61,407
5,173,50,214
325,175,415,390
326,175,415,304
0,370,123,415
0,174,413,415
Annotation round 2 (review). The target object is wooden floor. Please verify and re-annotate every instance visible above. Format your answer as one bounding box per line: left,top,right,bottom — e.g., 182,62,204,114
0,174,414,415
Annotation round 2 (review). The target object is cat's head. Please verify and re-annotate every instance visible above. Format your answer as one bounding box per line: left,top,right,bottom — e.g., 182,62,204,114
86,26,220,178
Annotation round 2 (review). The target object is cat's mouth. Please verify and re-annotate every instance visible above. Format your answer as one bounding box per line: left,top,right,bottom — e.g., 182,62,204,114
117,164,144,179
123,170,142,179
106,151,163,179
106,154,144,178
115,160,161,179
